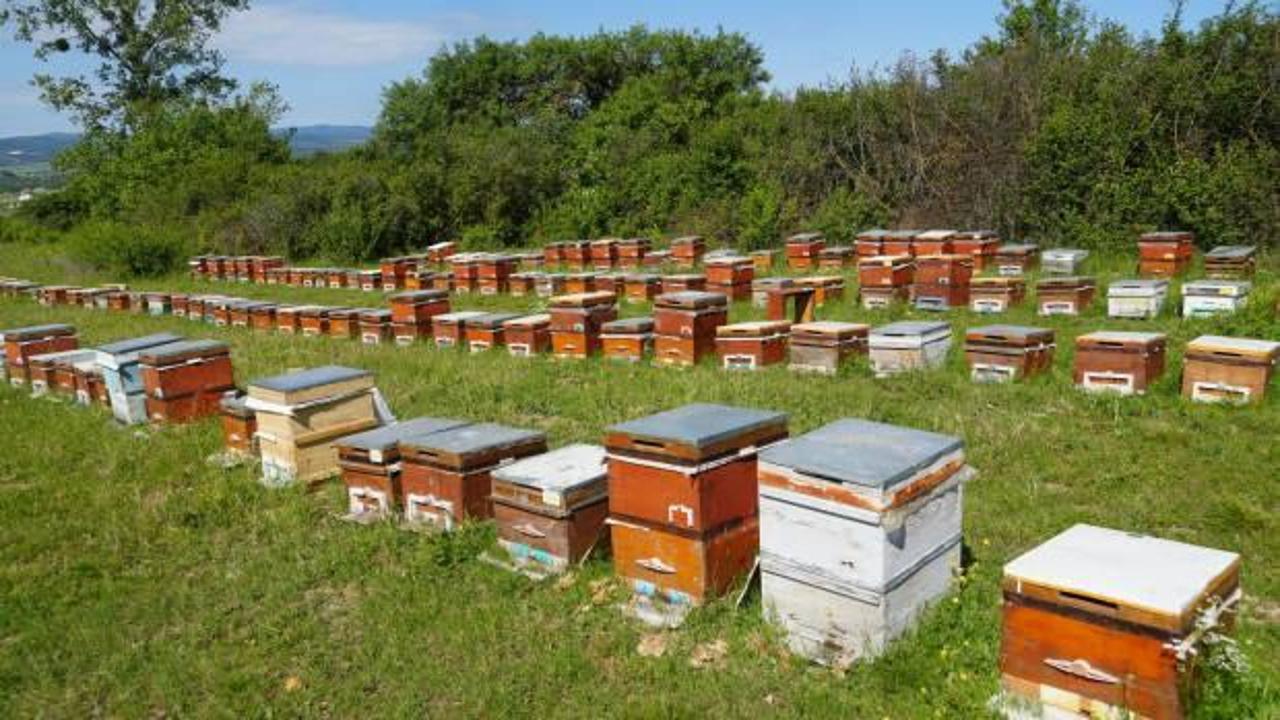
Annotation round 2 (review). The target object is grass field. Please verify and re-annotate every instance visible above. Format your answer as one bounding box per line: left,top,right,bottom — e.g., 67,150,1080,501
0,241,1277,718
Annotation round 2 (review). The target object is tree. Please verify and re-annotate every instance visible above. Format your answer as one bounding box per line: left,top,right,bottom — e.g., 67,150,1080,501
1,0,250,131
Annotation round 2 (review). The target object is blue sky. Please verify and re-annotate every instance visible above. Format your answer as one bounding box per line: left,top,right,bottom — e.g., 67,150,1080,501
0,0,1230,136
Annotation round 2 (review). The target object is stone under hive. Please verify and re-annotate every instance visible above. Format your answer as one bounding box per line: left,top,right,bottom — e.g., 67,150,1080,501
93,333,183,424
399,423,547,530
1181,280,1250,318
1073,331,1167,396
601,317,654,363
140,340,236,424
715,321,791,371
789,322,868,375
336,417,470,520
1041,248,1089,275
758,418,971,664
549,291,617,359
2,324,78,386
491,443,610,573
652,291,728,367
247,366,382,488
970,277,1026,314
1181,335,1279,405
868,321,952,377
503,314,551,357
1036,276,1096,316
998,524,1240,720
605,403,788,606
785,232,825,269
964,325,1056,383
1107,279,1169,319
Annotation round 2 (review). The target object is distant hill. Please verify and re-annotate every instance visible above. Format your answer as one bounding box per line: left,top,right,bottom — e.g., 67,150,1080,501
0,125,373,167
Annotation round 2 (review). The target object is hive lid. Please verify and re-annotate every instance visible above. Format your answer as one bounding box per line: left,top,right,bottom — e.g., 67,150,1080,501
654,291,727,309
492,444,607,491
760,418,963,490
1186,335,1280,360
1,323,76,341
1004,524,1238,627
1205,245,1255,259
1042,248,1089,260
717,320,791,337
670,235,704,245
338,417,470,452
1078,330,1166,345
95,333,183,357
1139,231,1194,242
1037,275,1094,289
389,290,448,302
884,229,918,240
30,348,97,365
859,254,911,266
916,229,958,240
1109,279,1168,296
606,403,788,458
219,392,252,417
433,311,489,324
358,308,392,320
467,312,525,329
792,321,869,337
856,229,891,240
623,273,660,283
139,339,230,364
786,232,824,243
548,291,616,308
250,365,370,395
401,423,546,465
971,276,1024,288
965,325,1054,344
871,321,950,338
601,317,655,334
705,255,753,266
1183,279,1250,296
996,243,1039,254
503,313,551,327
752,277,795,289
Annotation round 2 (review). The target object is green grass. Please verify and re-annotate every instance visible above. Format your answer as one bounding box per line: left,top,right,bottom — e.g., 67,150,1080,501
0,242,1277,718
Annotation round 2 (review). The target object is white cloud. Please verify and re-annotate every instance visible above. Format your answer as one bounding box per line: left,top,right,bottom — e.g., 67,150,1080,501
217,4,451,67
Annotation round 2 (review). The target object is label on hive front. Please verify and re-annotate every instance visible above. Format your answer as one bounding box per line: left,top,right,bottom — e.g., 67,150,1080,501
1039,301,1077,316
972,298,1006,313
723,354,758,371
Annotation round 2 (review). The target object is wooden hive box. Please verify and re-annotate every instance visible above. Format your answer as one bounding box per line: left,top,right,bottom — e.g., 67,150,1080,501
994,244,1040,276
669,235,706,268
378,257,407,290
652,291,728,366
1074,331,1167,396
50,349,96,398
542,241,566,266
337,417,470,519
503,313,551,357
970,277,1026,314
276,305,304,334
228,300,259,328
491,443,610,571
605,403,787,534
465,312,525,352
1181,280,1250,318
28,349,96,398
143,292,171,316
912,282,970,311
1181,335,1279,404
562,240,591,268
1203,245,1255,279
106,290,132,312
431,271,454,292
595,273,624,296
624,273,662,303
749,249,774,273
549,292,617,359
72,357,109,407
794,276,845,306
999,524,1240,720
247,366,381,487
356,270,382,292
299,306,333,337
1108,279,1169,319
609,515,760,606
93,333,184,424
881,230,918,257
913,229,957,256
477,254,517,295
140,340,235,424
422,310,479,349
617,237,651,267
590,238,619,269
219,391,258,457
427,240,457,263
855,229,889,258
535,273,567,298
643,249,672,267
389,290,450,324
354,309,391,345
601,317,654,362
964,325,1056,383
400,423,547,530
758,419,969,663
1042,248,1089,275
661,274,707,294
564,272,599,294
37,285,70,306
752,277,794,308
790,321,868,374
325,308,359,340
1037,276,1096,316
914,254,974,286
3,324,78,386
716,321,791,371
785,232,825,269
1138,231,1195,261
706,257,756,286
868,321,952,377
859,255,914,288
210,297,238,326
247,303,278,332
816,246,853,269
508,272,538,297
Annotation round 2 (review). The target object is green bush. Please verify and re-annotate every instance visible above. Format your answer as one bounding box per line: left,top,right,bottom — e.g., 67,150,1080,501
67,221,186,277
0,217,58,244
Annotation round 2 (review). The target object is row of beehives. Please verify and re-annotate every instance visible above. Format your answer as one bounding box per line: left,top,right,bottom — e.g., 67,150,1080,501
5,277,1278,403
0,313,1248,719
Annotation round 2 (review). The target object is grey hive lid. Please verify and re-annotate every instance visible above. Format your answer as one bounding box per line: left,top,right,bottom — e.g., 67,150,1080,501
358,308,392,319
967,324,1050,340
251,365,370,393
95,333,183,356
2,323,75,340
608,403,787,450
390,290,448,302
1184,279,1250,293
339,417,470,452
141,339,229,361
857,229,890,239
884,229,918,240
623,273,660,282
872,321,950,337
998,243,1038,253
492,444,607,490
435,311,489,324
761,418,963,489
1205,245,1255,259
403,423,546,455
469,312,526,329
602,317,654,333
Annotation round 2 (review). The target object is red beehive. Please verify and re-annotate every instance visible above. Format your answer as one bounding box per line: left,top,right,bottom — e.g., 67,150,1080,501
248,303,278,332
276,306,303,334
964,325,1056,383
705,257,755,286
543,241,566,266
503,314,551,357
326,308,360,340
652,291,728,367
601,317,654,363
477,254,516,295
858,255,914,288
794,276,845,306
617,237,650,268
969,277,1026,314
379,257,411,290
431,311,487,350
716,321,791,371
508,272,537,297
914,230,957,256
855,229,889,257
299,306,333,337
789,322,869,374
1037,276,1096,316
219,392,257,456
661,274,707,294
465,312,525,352
669,236,705,268
590,238,619,270
427,241,457,264
562,241,591,269
358,309,394,345
818,246,854,269
1074,331,1167,396
882,230,918,257
389,290,450,326
140,340,236,423
3,324,77,386
549,292,618,359
785,232,825,269
994,244,1040,276
564,272,598,294
337,417,471,519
